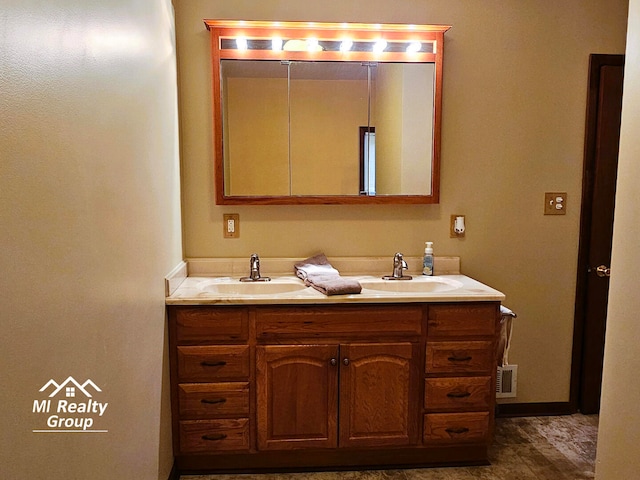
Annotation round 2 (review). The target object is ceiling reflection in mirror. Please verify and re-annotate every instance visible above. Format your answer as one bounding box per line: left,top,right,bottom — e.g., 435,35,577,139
221,60,435,197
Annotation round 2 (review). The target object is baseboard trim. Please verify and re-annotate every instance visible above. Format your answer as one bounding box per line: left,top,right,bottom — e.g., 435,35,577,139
168,461,179,480
496,402,576,417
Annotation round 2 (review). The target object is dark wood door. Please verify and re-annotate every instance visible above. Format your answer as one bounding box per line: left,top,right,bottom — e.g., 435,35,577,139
256,344,339,450
339,342,420,448
572,54,624,414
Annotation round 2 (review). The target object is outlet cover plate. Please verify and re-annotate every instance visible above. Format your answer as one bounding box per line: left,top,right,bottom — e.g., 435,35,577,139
223,213,239,238
544,192,567,215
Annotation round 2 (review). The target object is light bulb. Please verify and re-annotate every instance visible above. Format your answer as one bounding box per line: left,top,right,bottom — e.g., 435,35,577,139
235,37,247,50
340,39,353,52
306,37,319,52
372,39,387,53
406,41,422,53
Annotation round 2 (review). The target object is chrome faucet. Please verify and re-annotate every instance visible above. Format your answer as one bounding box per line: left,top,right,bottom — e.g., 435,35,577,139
240,253,271,282
383,252,412,280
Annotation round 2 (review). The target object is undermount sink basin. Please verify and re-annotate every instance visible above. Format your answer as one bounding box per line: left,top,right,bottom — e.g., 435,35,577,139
197,279,308,295
360,277,464,293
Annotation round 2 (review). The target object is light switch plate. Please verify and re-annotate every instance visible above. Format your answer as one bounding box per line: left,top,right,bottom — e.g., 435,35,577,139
544,192,567,215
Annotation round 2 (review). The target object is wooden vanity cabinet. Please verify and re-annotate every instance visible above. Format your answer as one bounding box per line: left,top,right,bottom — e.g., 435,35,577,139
169,307,251,455
255,305,422,451
167,302,500,474
424,304,498,445
257,342,420,451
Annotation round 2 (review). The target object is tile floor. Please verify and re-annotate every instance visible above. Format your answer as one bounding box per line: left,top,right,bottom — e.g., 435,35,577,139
182,414,598,480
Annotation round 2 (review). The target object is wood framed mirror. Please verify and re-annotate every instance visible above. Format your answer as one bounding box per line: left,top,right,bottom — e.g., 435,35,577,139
205,20,450,205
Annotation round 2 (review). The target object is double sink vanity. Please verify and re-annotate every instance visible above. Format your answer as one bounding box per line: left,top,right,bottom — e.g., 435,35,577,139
168,17,506,475
166,256,505,474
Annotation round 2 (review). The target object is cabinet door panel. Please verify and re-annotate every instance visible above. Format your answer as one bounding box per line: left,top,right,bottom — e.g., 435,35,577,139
427,304,498,337
423,412,489,444
179,418,250,453
174,307,249,344
255,305,423,340
257,345,339,450
177,345,250,382
424,376,492,411
178,382,250,418
339,342,420,448
426,341,493,374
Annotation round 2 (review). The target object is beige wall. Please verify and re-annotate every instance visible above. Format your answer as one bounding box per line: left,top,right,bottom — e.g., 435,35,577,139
175,0,628,405
290,79,367,195
595,0,640,477
0,0,182,478
225,77,290,195
225,76,367,196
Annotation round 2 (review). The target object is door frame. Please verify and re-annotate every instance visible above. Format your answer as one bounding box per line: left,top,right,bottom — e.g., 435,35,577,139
570,54,624,412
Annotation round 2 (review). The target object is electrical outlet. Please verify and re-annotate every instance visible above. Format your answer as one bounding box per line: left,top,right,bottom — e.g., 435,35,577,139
544,192,567,215
223,214,239,238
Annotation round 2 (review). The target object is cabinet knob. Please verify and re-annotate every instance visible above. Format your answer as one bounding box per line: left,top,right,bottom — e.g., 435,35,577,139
343,358,350,366
330,358,337,366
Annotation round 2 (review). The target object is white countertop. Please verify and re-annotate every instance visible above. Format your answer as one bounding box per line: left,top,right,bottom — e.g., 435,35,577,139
166,274,505,305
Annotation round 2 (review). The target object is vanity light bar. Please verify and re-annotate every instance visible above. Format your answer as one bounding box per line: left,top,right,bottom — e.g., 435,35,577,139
219,38,434,54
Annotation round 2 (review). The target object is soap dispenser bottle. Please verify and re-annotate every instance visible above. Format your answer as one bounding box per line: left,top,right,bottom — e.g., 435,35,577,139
422,242,434,276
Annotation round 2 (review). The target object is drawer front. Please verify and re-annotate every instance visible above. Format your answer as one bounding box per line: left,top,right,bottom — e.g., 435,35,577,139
174,307,249,344
256,305,423,340
177,345,250,382
427,304,498,337
179,418,250,453
426,341,493,374
178,382,249,418
423,412,489,444
424,377,492,411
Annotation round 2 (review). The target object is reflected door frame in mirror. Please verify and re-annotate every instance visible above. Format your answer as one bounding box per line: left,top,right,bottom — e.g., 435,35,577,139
205,20,451,205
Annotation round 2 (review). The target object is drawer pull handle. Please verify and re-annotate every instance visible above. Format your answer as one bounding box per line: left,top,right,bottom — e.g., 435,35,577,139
201,398,227,405
201,360,227,367
330,358,337,366
447,355,472,362
201,433,227,441
447,391,472,399
445,427,469,435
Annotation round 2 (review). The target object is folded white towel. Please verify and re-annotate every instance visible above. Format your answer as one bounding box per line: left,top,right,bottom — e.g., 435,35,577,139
295,263,339,280
294,253,339,281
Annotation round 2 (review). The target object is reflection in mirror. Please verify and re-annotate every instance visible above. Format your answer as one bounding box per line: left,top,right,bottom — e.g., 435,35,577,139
371,63,435,195
221,60,435,198
221,60,289,196
289,61,368,195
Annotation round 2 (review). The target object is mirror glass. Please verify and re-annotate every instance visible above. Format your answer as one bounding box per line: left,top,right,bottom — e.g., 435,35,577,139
221,59,435,198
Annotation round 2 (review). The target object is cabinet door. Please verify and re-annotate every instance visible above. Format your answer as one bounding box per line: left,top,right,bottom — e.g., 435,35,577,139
256,345,339,450
339,342,420,448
